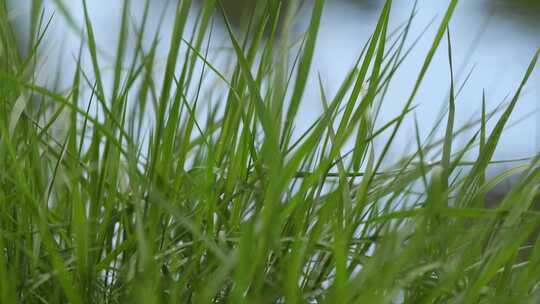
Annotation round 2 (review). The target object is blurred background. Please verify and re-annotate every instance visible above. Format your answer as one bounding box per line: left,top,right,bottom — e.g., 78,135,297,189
6,0,540,170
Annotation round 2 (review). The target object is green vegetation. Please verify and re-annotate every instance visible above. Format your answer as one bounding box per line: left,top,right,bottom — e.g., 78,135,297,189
0,0,539,302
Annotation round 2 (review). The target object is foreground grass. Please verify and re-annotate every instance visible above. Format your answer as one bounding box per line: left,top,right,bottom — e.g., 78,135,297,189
1,0,540,302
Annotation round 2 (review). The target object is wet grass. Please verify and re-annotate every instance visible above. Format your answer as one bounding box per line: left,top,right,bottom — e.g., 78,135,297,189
0,0,539,302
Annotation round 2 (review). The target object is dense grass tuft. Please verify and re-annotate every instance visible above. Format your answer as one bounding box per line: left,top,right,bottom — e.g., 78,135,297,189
1,0,539,302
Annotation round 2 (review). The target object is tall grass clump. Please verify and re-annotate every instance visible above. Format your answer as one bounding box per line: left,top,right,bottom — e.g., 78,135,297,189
1,0,539,302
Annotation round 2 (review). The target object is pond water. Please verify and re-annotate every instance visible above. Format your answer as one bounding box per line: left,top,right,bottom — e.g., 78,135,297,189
312,0,540,167
8,0,540,168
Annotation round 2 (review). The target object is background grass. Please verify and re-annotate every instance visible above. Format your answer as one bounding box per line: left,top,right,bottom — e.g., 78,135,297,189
1,0,540,303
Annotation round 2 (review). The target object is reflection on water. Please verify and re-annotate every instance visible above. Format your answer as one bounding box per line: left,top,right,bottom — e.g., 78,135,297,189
7,0,539,163
485,0,540,28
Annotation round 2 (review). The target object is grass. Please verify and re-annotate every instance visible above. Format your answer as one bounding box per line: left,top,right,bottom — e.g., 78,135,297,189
1,0,540,302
